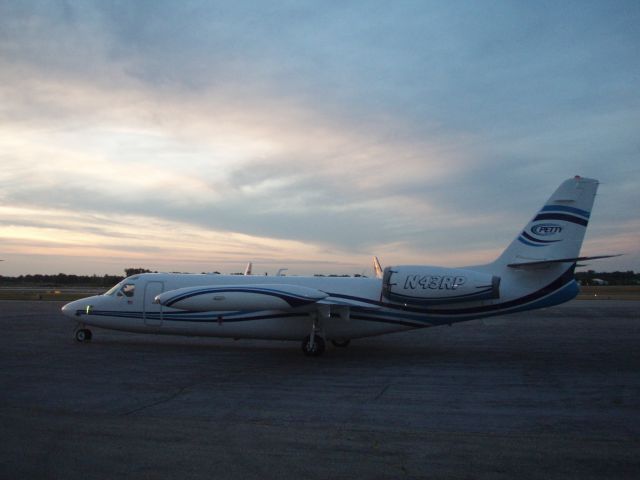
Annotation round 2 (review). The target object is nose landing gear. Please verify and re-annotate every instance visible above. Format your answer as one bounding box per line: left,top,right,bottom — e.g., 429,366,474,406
74,327,92,343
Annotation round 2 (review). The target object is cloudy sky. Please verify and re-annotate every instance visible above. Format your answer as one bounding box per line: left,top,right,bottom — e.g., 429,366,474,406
0,0,638,276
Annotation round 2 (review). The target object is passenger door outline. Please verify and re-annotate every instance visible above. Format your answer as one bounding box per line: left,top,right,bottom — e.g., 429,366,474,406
144,281,164,326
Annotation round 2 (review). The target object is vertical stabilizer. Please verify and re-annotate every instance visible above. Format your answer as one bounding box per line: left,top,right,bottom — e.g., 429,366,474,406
493,176,599,267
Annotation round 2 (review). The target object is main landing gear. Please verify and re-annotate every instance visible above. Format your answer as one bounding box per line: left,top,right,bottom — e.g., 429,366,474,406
301,336,351,355
301,307,328,357
301,334,325,356
74,327,92,343
301,306,352,356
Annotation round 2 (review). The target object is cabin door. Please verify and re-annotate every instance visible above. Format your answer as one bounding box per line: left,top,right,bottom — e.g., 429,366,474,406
144,281,164,326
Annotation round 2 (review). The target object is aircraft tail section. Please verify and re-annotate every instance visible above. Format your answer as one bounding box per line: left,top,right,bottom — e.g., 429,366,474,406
493,176,599,268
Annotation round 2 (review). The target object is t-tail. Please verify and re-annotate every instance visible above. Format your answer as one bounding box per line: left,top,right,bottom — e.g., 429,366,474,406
381,176,617,317
485,175,618,309
494,175,601,268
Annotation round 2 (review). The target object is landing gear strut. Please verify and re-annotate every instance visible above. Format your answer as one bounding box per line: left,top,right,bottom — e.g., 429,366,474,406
302,307,329,356
74,328,92,343
301,334,325,356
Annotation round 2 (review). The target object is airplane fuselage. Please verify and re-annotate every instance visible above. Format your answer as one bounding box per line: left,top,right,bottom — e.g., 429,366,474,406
60,177,601,355
62,267,578,342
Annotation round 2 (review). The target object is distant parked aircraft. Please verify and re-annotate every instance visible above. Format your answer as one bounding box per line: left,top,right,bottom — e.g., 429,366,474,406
62,177,617,355
373,256,383,279
243,262,252,276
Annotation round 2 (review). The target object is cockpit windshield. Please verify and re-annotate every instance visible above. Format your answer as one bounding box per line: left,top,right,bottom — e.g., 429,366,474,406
104,282,123,296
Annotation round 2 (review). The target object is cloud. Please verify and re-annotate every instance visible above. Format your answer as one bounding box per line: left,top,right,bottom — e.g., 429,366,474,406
0,65,476,252
0,204,366,275
0,1,638,275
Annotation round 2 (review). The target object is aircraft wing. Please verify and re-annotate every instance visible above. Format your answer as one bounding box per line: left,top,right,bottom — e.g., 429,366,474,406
317,297,382,310
155,284,329,312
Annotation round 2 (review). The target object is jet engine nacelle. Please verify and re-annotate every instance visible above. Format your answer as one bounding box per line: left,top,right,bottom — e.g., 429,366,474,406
382,266,500,305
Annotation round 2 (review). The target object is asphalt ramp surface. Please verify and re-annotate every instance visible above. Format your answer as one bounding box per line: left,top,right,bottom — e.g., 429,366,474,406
1,300,639,479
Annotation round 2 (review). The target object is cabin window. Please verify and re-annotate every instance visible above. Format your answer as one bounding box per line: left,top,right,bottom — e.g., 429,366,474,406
121,284,136,297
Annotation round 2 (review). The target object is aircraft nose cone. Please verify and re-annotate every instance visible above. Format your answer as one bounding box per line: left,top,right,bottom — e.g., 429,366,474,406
62,296,100,319
61,300,79,318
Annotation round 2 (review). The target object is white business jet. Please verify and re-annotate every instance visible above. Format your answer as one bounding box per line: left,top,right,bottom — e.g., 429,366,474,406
62,177,616,356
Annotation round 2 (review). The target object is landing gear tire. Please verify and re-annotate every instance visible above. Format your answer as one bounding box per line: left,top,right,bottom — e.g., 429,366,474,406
75,328,92,343
331,339,351,348
301,334,325,357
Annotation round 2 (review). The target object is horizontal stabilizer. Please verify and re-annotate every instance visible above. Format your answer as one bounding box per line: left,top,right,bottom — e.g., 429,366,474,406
508,254,621,269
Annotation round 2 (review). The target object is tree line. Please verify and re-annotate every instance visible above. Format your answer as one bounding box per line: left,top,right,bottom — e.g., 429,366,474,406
574,270,639,286
1,269,637,286
0,268,152,287
0,273,125,287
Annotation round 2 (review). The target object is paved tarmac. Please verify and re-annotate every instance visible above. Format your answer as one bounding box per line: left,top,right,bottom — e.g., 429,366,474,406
1,300,639,479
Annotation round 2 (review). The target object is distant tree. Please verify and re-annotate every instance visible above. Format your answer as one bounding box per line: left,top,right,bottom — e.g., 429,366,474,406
0,273,124,287
575,270,638,286
124,268,152,277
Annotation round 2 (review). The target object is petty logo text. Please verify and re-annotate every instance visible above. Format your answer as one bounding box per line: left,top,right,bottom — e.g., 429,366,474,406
531,223,562,236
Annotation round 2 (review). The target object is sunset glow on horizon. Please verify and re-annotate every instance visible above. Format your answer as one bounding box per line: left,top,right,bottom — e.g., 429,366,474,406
1,1,638,276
